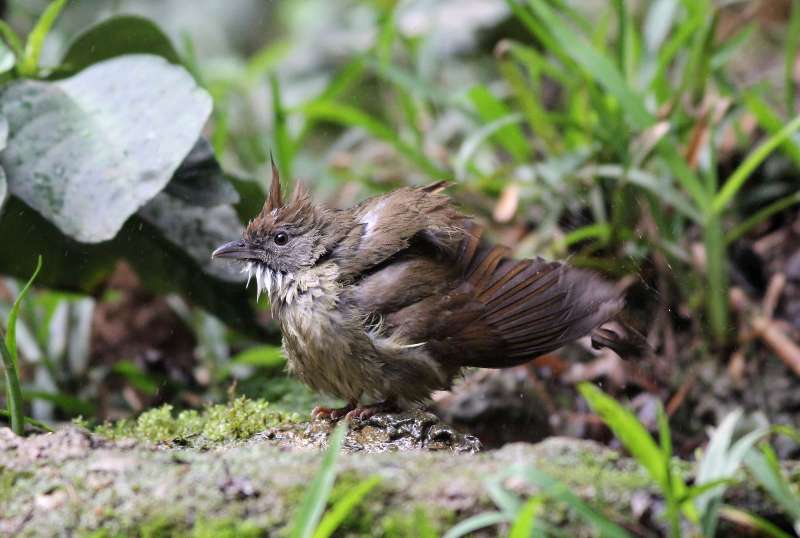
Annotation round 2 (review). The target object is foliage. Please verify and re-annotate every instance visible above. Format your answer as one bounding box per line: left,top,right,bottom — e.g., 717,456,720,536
0,1,260,335
438,384,800,537
287,423,385,538
1,256,41,434
93,396,300,445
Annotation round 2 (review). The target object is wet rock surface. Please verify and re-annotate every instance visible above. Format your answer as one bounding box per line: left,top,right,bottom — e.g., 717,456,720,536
0,420,796,537
259,409,481,453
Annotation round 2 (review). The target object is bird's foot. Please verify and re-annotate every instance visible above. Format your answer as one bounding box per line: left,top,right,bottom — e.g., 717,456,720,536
311,404,354,421
344,401,399,421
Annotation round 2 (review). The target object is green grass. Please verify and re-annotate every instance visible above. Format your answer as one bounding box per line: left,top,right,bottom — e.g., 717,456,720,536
1,256,42,435
226,0,800,349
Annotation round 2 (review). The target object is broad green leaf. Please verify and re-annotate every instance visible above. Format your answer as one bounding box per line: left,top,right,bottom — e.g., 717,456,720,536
0,55,212,242
138,192,244,282
0,197,265,339
289,423,348,538
166,138,240,207
60,15,181,76
230,345,285,369
19,0,67,76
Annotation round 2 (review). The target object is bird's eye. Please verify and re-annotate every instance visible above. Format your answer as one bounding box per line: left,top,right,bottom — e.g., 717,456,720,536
274,231,289,246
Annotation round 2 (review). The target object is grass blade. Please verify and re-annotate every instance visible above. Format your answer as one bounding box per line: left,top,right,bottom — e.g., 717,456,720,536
289,423,348,538
0,20,23,61
413,508,440,538
19,0,67,76
0,332,24,434
0,408,52,432
525,0,654,130
744,91,800,167
508,496,543,538
442,512,508,538
302,101,446,177
455,113,524,181
744,444,800,534
725,191,800,244
6,256,43,368
467,85,531,162
270,74,293,183
711,114,800,215
579,383,668,489
786,0,800,115
513,465,632,538
1,255,41,435
720,506,795,538
312,475,382,538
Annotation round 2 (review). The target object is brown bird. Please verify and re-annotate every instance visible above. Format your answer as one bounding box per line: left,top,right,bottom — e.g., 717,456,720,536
212,163,639,420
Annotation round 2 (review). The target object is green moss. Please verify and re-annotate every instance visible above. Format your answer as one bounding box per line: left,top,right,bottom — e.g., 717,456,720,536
190,518,263,538
0,467,32,503
380,506,454,537
94,396,301,446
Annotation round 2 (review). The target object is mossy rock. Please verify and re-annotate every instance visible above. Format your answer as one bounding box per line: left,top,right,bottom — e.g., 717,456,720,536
0,409,796,537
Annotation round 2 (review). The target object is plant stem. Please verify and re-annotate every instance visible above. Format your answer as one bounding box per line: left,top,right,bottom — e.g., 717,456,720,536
0,327,25,435
704,213,728,344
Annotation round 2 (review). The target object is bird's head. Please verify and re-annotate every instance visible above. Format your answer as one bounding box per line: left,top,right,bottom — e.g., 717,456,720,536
211,160,331,298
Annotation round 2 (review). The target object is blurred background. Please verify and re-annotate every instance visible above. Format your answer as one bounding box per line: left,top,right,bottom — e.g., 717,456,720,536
1,0,799,457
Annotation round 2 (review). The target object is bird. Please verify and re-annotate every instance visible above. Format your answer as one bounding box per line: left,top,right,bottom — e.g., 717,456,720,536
212,161,642,421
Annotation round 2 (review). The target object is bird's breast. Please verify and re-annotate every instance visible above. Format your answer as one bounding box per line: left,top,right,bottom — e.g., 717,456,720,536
272,265,380,401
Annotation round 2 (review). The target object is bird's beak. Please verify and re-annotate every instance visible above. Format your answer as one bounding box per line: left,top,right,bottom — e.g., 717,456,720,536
211,239,261,261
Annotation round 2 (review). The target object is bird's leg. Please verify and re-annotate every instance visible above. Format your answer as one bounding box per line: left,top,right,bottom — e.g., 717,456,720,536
311,401,357,421
344,400,399,421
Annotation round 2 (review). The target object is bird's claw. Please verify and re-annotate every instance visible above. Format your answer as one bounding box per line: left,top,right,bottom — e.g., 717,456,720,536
345,402,399,421
311,401,398,422
311,405,353,421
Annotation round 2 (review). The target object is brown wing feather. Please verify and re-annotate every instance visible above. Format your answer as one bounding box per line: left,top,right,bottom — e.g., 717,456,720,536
334,182,465,281
395,221,624,368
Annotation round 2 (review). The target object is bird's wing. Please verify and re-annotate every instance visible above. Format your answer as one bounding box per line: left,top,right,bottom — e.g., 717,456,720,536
332,181,467,280
381,222,626,368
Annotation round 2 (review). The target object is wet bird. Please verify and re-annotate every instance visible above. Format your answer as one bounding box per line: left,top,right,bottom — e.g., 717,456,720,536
212,162,640,420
